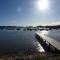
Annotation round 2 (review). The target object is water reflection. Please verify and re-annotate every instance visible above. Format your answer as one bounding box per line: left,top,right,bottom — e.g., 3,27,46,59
33,41,45,52
0,30,45,54
37,42,45,52
40,30,48,35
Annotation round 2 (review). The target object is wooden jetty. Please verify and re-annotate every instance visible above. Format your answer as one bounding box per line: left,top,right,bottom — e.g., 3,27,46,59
35,31,60,51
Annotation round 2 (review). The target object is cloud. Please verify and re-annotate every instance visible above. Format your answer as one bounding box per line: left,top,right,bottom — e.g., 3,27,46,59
51,21,60,25
44,21,60,26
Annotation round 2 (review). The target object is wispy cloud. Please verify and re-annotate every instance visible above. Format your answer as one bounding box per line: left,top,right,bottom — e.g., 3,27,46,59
51,21,60,25
45,21,60,26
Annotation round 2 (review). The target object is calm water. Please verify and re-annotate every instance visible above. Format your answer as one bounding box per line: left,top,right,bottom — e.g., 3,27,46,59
0,30,44,54
0,30,59,54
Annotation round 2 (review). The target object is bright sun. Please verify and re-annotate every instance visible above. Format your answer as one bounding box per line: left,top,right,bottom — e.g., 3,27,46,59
37,0,48,11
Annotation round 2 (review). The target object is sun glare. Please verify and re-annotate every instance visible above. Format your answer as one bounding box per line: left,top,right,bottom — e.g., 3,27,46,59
37,0,49,11
41,30,48,35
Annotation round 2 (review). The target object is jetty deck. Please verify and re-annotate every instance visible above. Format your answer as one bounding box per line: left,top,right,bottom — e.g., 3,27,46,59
35,31,60,51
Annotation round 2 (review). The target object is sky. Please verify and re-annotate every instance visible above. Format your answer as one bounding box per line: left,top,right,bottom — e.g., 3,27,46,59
0,0,60,26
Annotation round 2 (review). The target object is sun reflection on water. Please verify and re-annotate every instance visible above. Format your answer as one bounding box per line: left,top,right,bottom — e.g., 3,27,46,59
36,42,45,52
41,30,48,35
33,40,45,52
